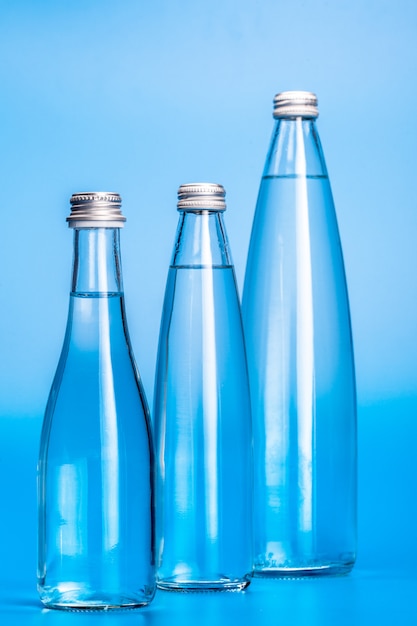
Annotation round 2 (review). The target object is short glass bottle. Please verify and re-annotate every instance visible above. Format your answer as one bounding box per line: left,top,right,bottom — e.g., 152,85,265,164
37,192,156,609
154,183,253,591
242,92,357,577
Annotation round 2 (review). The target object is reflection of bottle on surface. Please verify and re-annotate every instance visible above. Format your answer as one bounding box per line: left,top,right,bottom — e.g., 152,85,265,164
154,183,253,591
38,192,155,609
242,92,357,577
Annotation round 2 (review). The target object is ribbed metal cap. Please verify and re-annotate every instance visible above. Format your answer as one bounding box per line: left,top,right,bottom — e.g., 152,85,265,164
67,192,126,228
177,183,226,211
273,91,319,119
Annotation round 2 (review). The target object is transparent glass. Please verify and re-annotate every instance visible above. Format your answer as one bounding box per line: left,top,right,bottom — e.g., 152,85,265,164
242,117,357,577
154,210,253,591
38,228,156,609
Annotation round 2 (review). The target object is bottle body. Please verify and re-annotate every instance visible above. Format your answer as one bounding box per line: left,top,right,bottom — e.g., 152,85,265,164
154,188,253,591
242,103,357,577
38,222,155,609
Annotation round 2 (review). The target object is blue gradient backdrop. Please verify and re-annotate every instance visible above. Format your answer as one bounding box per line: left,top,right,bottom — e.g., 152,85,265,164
0,1,416,623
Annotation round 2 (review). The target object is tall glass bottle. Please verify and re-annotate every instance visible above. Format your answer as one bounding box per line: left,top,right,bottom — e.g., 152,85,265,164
38,192,156,609
242,92,357,576
154,183,253,591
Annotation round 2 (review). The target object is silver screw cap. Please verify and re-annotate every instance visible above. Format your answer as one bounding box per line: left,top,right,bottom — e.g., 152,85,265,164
67,192,126,228
177,183,226,211
273,91,319,119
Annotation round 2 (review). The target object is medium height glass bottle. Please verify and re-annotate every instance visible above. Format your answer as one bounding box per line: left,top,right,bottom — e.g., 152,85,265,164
242,92,357,576
154,183,253,591
38,192,156,609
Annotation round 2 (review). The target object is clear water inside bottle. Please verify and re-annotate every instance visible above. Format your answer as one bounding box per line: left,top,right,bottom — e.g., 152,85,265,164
38,293,155,609
155,266,253,590
243,174,357,576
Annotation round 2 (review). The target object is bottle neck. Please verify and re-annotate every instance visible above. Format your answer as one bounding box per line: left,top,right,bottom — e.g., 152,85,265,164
71,228,123,295
264,118,328,178
171,210,232,268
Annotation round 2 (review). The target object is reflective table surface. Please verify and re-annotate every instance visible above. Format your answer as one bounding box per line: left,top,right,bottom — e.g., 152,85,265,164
1,398,416,625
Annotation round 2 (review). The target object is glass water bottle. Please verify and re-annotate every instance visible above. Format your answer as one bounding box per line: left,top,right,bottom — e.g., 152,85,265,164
154,183,253,591
38,192,156,609
242,92,357,576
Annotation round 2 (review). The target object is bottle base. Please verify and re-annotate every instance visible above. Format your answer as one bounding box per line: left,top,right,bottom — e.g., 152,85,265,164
157,575,251,592
254,561,355,579
38,586,155,611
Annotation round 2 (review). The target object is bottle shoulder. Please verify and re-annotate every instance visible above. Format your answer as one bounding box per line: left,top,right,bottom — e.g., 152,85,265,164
41,293,150,437
171,211,234,267
264,119,328,178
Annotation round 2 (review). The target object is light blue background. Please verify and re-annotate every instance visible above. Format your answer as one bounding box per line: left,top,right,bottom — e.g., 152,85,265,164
0,1,416,623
